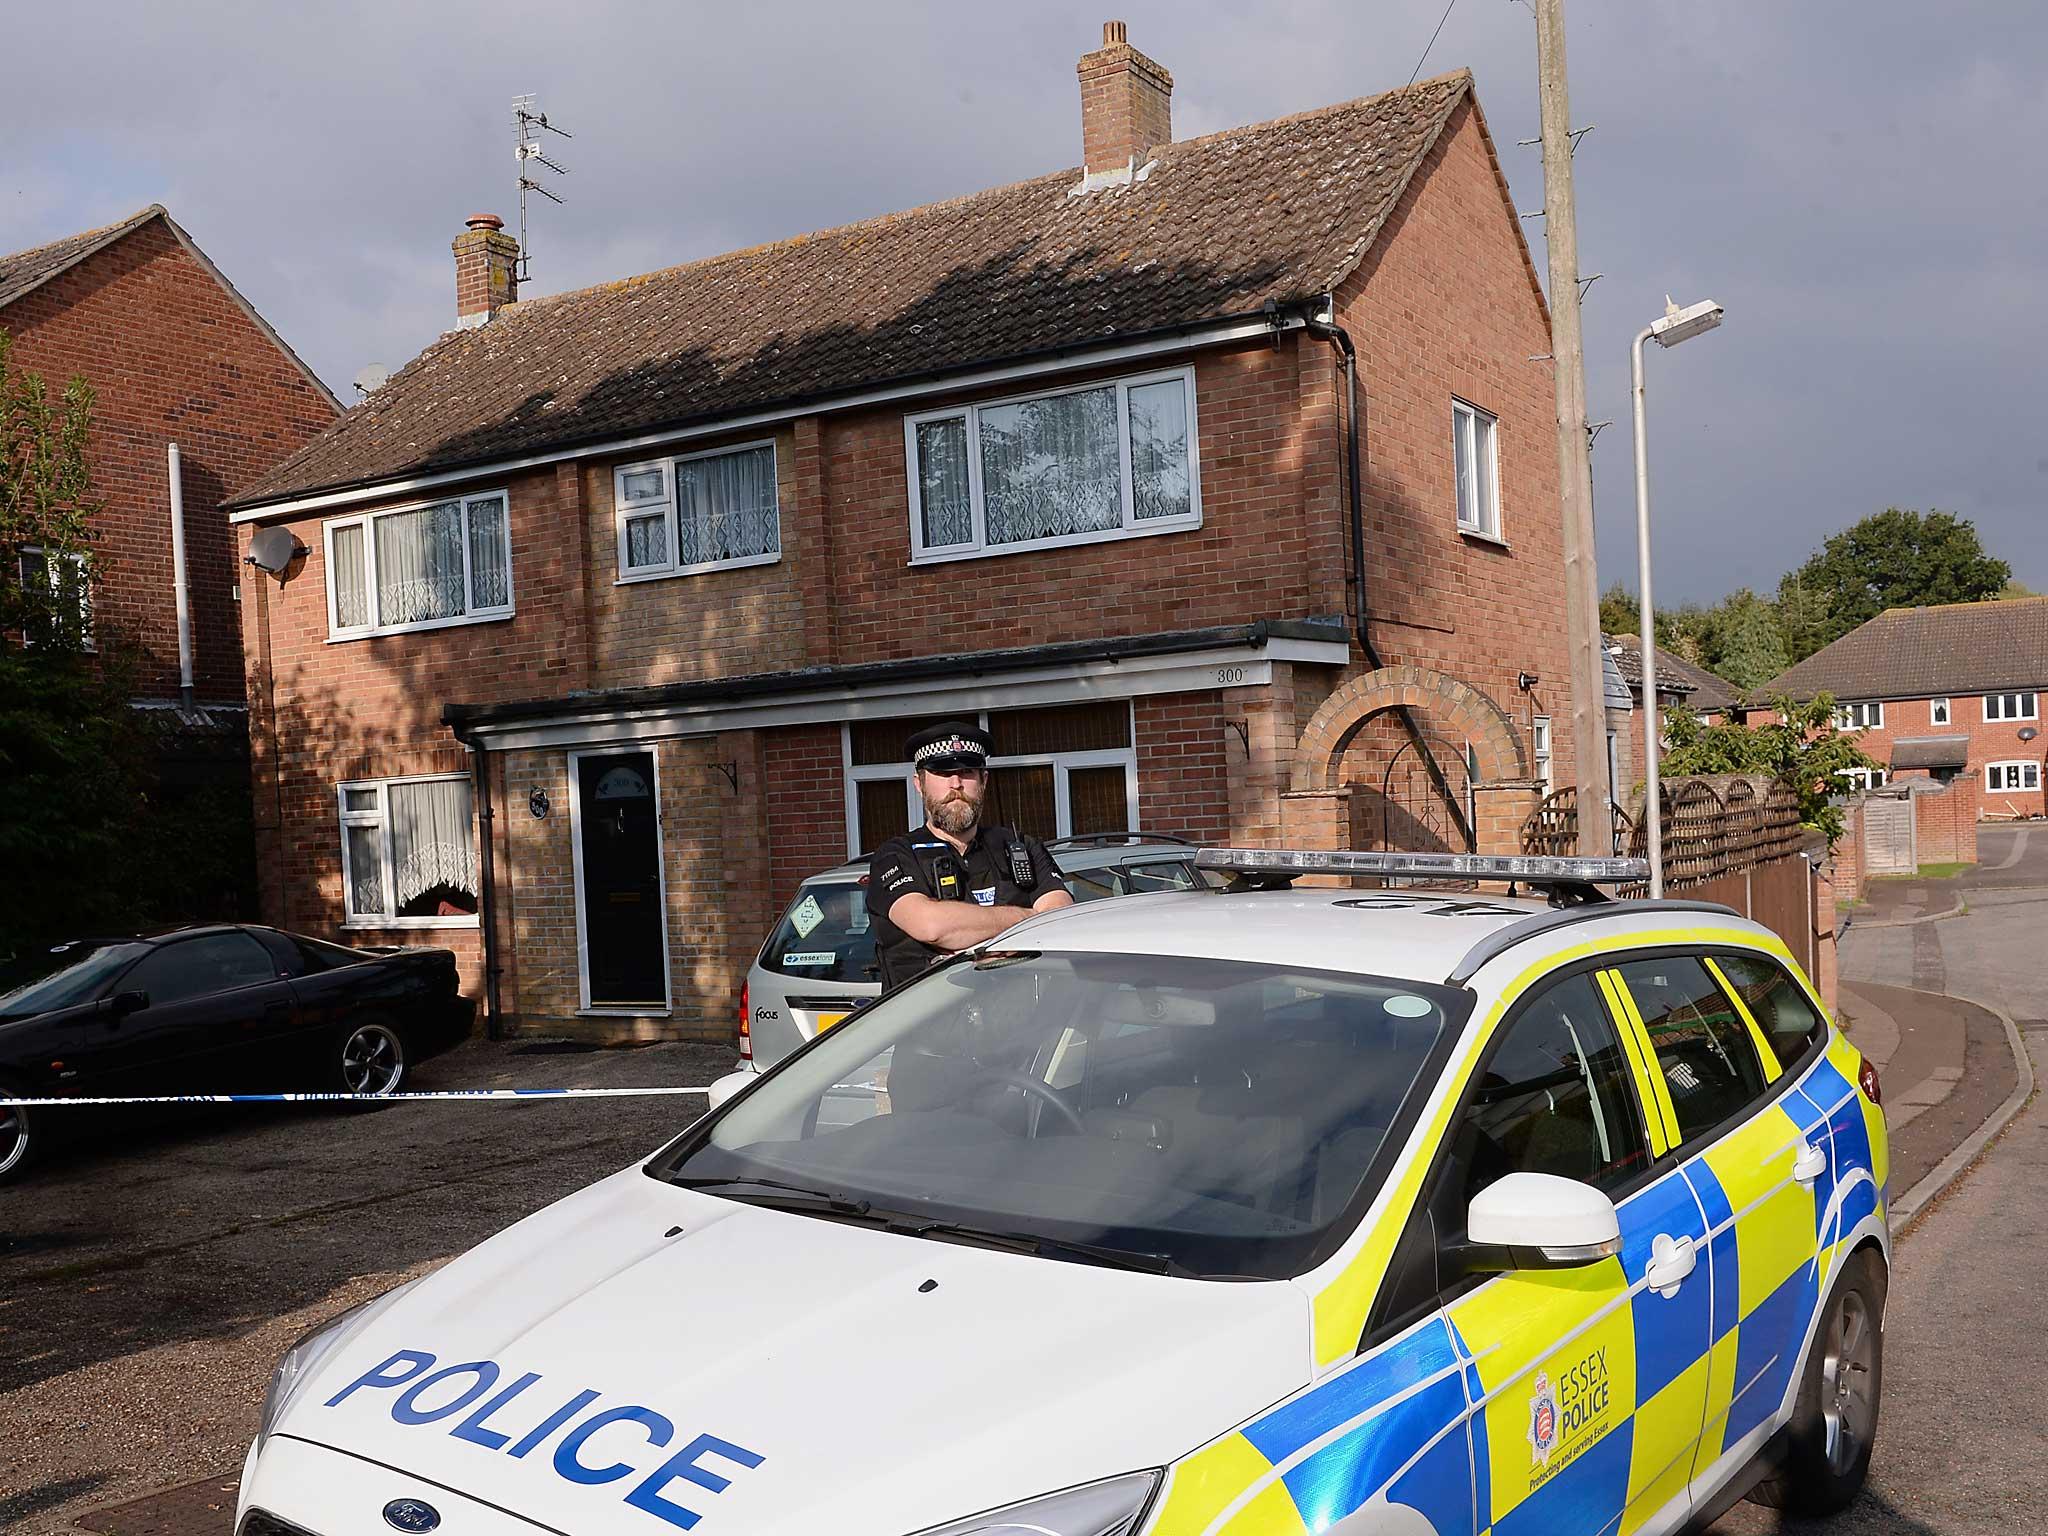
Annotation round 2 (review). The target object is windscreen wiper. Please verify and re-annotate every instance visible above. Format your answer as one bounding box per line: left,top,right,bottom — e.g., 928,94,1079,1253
885,1216,1189,1276
672,1175,874,1218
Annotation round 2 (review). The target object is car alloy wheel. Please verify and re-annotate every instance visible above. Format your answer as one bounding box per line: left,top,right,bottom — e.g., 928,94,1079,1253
1821,1286,1878,1475
340,1022,406,1096
0,1098,28,1179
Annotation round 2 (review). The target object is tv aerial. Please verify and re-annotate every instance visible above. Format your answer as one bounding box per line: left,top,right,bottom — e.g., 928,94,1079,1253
513,93,572,284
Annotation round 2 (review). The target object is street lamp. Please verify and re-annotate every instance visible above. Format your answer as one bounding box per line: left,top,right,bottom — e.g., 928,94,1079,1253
1633,296,1724,899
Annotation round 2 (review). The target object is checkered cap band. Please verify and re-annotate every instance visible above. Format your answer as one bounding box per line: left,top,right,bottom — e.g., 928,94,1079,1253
913,735,986,764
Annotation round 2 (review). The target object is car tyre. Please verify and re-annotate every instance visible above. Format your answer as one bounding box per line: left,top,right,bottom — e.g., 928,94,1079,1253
1749,1245,1885,1515
330,1016,407,1102
0,1075,41,1185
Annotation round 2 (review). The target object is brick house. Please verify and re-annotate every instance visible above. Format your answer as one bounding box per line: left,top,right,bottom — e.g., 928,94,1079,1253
1760,598,2047,816
0,206,340,732
224,28,1587,1042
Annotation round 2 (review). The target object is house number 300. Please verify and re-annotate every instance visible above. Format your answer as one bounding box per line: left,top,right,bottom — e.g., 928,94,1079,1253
1215,666,1249,686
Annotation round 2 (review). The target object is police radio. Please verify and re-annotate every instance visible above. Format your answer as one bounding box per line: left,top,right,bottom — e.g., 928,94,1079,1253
1006,839,1034,887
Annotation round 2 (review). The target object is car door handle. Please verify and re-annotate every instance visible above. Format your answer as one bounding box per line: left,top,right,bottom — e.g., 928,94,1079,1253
1794,1140,1829,1185
1645,1233,1698,1299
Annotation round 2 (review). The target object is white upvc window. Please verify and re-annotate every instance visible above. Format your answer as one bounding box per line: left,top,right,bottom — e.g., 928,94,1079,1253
16,544,93,650
324,491,512,640
1930,697,1951,725
904,366,1200,563
1984,691,2039,723
1453,398,1502,539
613,440,781,582
1834,701,1884,730
1986,761,2041,792
1531,715,1553,792
1836,766,1888,791
337,773,481,928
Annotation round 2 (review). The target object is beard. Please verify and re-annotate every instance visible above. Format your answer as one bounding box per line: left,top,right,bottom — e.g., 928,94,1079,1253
925,789,981,837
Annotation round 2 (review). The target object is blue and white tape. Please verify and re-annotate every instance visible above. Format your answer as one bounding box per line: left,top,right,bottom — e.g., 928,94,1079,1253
0,1085,717,1108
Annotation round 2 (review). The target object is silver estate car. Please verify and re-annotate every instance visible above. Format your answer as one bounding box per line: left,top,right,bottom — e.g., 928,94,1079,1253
737,833,1215,1070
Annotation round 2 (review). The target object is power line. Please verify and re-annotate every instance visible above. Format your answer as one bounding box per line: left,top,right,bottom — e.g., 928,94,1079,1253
1408,0,1459,87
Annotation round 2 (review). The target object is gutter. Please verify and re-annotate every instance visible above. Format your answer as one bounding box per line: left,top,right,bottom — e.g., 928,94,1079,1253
226,308,1313,523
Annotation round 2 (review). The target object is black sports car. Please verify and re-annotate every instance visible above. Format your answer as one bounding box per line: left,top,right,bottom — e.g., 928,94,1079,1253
0,924,472,1182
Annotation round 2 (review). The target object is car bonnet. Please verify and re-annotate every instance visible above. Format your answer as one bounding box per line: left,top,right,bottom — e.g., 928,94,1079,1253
282,1166,1311,1536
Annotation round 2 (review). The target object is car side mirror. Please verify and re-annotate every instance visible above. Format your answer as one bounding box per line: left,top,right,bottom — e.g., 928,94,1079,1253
1443,1171,1622,1274
106,989,149,1018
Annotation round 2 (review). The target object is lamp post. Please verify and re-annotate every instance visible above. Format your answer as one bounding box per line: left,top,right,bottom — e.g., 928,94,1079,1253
1633,296,1724,899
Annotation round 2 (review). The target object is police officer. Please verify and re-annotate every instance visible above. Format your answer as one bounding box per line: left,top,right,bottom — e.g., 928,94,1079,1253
867,722,1073,989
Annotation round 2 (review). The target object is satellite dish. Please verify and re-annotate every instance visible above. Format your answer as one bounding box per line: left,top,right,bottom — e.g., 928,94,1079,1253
352,364,392,396
247,527,304,575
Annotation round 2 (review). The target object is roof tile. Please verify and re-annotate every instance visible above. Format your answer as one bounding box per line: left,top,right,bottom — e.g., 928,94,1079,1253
232,72,1474,508
1761,598,2048,702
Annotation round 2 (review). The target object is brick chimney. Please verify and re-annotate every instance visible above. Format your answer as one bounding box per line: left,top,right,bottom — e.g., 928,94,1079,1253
452,213,519,327
1076,21,1173,190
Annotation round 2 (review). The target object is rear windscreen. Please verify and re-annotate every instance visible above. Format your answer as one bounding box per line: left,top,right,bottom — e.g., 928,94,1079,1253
760,881,879,983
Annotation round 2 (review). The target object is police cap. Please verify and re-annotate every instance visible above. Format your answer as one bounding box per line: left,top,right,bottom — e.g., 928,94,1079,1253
907,720,991,773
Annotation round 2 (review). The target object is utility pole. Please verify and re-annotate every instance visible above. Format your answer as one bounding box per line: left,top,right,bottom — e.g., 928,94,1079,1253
1534,0,1613,854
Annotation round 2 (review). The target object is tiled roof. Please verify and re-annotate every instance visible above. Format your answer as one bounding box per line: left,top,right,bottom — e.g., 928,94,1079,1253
1889,736,1970,770
1605,633,1742,713
232,71,1490,509
1761,598,2048,702
0,206,165,310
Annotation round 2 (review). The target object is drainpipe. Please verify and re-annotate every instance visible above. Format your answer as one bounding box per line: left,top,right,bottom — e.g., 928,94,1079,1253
168,443,194,708
1298,304,1377,666
457,726,505,1040
1301,301,1476,850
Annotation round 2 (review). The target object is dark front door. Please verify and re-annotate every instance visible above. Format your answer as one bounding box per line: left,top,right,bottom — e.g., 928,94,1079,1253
578,751,667,1007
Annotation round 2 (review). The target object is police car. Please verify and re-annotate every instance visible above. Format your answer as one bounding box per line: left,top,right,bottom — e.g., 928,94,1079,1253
739,834,1215,1070
240,849,1887,1536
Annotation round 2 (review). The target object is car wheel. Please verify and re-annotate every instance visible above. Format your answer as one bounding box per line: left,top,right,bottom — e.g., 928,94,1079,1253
0,1076,40,1185
1750,1246,1885,1515
332,1018,407,1099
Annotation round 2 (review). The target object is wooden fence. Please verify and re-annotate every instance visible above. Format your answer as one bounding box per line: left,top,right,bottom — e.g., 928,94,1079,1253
1524,775,1828,992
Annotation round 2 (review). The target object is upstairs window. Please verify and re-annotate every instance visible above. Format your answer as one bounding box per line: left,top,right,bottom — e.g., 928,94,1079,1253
1453,399,1501,539
1834,701,1884,730
906,367,1200,562
326,492,511,639
614,441,781,581
16,545,93,650
1930,697,1951,725
1531,715,1553,792
1984,691,2038,723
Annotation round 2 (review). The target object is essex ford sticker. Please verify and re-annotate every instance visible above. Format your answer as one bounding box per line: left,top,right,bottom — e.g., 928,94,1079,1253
1526,1345,1613,1491
325,1349,764,1531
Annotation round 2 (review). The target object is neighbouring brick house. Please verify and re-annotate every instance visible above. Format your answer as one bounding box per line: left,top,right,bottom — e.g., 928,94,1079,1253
225,27,1588,1042
0,205,340,775
1761,598,2047,816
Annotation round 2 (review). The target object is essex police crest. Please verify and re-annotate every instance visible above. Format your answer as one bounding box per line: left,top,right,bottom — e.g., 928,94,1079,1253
1528,1369,1559,1467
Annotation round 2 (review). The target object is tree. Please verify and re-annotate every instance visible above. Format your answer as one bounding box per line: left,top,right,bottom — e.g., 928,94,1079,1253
1599,582,1639,636
0,331,150,952
1660,693,1876,844
1784,509,2010,658
1998,578,2038,601
1705,589,1788,689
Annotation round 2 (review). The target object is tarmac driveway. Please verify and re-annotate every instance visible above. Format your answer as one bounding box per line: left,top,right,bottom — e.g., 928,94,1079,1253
0,1035,731,1532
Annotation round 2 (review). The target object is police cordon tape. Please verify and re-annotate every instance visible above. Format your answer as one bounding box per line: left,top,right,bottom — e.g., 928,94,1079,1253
0,1085,718,1108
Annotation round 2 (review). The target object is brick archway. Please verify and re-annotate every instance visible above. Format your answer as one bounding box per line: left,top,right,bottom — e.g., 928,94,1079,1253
1290,665,1529,793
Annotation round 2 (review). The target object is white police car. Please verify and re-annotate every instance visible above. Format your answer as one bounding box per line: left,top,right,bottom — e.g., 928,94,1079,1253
240,850,1887,1536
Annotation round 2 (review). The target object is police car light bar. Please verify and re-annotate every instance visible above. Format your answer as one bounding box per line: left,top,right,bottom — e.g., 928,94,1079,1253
1193,848,1651,884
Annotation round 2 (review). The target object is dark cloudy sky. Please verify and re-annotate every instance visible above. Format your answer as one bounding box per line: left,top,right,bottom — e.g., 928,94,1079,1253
7,2,2043,602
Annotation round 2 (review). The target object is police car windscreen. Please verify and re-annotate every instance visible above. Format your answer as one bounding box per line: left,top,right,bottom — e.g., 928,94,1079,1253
661,953,1469,1280
761,882,878,983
